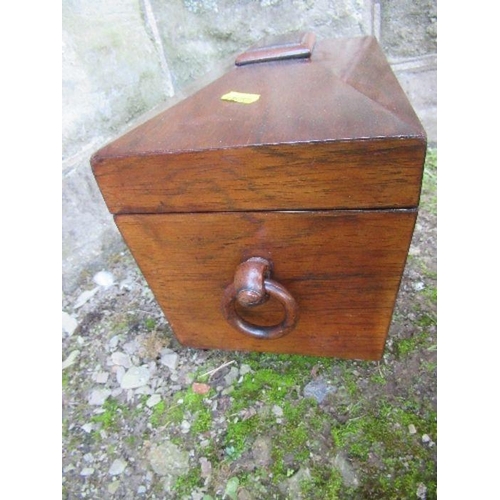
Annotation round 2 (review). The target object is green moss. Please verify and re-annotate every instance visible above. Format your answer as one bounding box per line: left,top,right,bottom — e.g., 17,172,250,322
149,400,167,427
225,415,259,458
240,352,330,381
229,368,296,412
173,467,203,497
423,285,437,304
270,400,321,482
394,333,428,357
416,311,436,329
178,387,211,411
369,371,387,385
90,398,125,431
301,466,343,500
191,406,212,434
331,402,437,499
152,387,214,435
342,370,359,397
144,317,156,331
149,399,185,428
124,435,138,447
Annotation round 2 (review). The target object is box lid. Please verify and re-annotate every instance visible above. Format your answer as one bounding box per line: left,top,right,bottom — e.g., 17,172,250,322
91,34,426,214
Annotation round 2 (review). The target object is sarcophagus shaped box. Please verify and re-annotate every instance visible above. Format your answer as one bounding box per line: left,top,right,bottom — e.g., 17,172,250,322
91,33,426,360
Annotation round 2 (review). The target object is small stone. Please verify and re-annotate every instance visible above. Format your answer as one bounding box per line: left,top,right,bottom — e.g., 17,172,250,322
123,340,139,355
93,270,115,288
421,434,431,444
111,352,132,368
134,386,153,395
409,245,421,256
63,464,75,473
413,281,425,291
192,382,211,395
148,441,189,476
224,366,240,386
333,452,359,488
109,458,127,475
114,366,126,384
278,467,311,496
92,372,109,384
62,350,80,370
109,335,121,349
83,453,94,463
272,405,284,417
303,378,337,403
238,488,253,500
199,457,212,478
80,467,94,476
252,436,272,467
408,424,417,435
416,482,427,499
137,485,147,494
240,364,253,376
146,394,162,408
160,349,179,371
74,287,99,309
81,423,93,433
180,420,191,434
107,480,120,494
88,388,111,405
120,366,151,389
62,311,78,336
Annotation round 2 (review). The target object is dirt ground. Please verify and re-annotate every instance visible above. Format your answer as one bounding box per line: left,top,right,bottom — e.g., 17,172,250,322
62,150,437,499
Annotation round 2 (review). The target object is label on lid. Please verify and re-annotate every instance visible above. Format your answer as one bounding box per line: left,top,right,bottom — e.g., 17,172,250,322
221,91,261,104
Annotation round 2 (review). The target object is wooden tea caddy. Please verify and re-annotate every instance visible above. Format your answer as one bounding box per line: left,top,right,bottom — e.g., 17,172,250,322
91,33,426,360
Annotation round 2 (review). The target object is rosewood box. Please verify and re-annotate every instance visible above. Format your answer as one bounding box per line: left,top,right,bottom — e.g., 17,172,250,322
91,33,426,360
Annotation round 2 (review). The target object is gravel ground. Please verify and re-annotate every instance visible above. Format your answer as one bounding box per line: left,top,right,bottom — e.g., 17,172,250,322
62,151,437,499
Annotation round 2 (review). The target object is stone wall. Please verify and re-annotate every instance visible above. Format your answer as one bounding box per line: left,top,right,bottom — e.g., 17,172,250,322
62,0,437,291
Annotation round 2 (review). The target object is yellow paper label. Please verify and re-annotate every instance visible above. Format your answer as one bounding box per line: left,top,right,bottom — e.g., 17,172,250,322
221,91,260,104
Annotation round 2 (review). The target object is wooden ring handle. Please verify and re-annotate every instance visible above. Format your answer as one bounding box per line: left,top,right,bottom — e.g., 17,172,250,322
222,257,298,339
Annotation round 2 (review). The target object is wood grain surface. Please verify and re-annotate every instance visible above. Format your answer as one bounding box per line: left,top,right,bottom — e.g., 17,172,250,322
115,210,417,360
92,36,426,215
93,139,425,214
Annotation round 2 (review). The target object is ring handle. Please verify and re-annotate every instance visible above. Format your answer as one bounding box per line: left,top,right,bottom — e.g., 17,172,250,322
222,257,298,339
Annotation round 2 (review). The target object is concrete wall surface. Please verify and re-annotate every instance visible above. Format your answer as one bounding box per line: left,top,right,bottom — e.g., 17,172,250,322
62,0,437,292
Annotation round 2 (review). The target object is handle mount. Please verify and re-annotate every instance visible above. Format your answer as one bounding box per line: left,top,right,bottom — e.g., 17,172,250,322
235,32,316,66
222,257,298,339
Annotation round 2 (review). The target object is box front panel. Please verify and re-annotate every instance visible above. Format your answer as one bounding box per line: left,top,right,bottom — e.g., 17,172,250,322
115,210,416,360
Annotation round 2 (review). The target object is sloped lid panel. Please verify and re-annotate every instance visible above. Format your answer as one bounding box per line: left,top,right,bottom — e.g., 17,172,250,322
92,36,426,214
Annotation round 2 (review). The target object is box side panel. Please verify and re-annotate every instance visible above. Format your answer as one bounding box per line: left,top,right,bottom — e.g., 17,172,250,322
94,139,426,214
115,210,417,360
